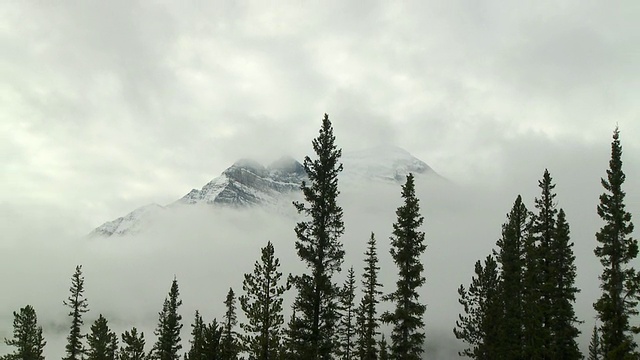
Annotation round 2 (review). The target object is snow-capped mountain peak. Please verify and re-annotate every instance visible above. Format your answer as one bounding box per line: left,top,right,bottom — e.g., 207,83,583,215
90,146,439,237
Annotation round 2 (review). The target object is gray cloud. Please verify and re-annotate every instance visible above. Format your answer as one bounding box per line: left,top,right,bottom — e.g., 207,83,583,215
1,1,640,358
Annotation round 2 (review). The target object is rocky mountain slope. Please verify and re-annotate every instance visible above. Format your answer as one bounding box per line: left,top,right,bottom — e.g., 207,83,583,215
90,145,438,237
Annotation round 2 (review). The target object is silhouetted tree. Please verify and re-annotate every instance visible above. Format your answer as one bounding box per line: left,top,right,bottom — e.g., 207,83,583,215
337,267,356,360
63,265,89,360
240,241,290,360
549,208,581,359
588,324,601,360
358,233,383,360
119,328,145,360
87,315,118,360
150,278,183,360
493,195,529,359
290,114,345,359
221,288,239,360
2,305,46,360
593,127,640,359
454,255,501,359
381,173,427,360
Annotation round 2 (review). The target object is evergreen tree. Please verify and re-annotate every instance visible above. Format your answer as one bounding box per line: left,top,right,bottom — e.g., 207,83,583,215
531,169,557,358
588,324,601,360
453,255,501,359
359,233,383,360
381,173,427,360
202,319,223,360
282,310,303,360
493,195,529,359
594,127,640,359
186,311,205,360
239,241,290,360
2,305,46,360
378,335,389,360
290,114,345,359
522,214,544,360
549,208,581,359
119,328,145,360
87,315,118,360
150,278,183,360
354,300,367,360
221,288,239,360
337,267,356,360
64,265,89,360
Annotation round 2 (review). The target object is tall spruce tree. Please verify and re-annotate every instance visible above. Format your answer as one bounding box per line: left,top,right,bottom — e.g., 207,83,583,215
588,324,602,360
381,173,427,360
64,265,89,360
221,288,239,360
203,319,223,360
119,328,145,360
522,213,545,359
453,255,501,359
87,315,118,360
378,335,389,360
550,208,581,359
2,305,46,360
186,311,205,360
239,241,290,360
290,114,345,359
359,232,383,360
150,278,183,360
337,267,356,360
531,170,581,359
531,169,557,358
493,195,529,359
593,127,640,359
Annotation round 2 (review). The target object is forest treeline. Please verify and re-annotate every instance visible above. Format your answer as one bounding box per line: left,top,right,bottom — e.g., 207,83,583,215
2,116,638,360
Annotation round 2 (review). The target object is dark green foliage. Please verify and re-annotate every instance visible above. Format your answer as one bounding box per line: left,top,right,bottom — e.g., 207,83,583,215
291,114,345,359
337,267,356,360
378,335,389,360
594,127,640,359
528,170,582,359
454,255,501,359
221,288,239,360
549,208,581,359
87,314,118,360
588,325,601,360
151,278,183,360
381,173,427,360
354,300,367,360
186,312,205,360
119,328,145,360
202,319,223,360
531,169,557,357
239,241,290,360
64,265,89,360
522,209,545,359
358,233,383,360
2,305,46,360
493,195,530,359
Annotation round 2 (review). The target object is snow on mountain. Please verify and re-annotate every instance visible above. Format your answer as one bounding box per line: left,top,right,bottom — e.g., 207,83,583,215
89,203,166,237
341,145,434,183
90,146,439,237
177,156,305,206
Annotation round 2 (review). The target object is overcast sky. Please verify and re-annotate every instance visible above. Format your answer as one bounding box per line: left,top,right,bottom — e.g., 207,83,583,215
1,1,640,358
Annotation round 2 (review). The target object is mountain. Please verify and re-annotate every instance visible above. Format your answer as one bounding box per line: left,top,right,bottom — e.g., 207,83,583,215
89,146,438,237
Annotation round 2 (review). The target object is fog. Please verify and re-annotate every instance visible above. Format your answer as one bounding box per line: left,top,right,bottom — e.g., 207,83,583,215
2,135,638,359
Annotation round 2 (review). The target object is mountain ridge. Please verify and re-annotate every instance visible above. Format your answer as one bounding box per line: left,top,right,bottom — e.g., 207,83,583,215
90,146,438,237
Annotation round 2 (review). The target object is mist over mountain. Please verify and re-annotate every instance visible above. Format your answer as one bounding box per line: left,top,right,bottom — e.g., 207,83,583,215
90,145,439,237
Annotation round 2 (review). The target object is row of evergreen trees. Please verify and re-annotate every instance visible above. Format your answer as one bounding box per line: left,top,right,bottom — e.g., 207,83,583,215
2,115,428,360
2,119,637,360
453,128,639,359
